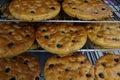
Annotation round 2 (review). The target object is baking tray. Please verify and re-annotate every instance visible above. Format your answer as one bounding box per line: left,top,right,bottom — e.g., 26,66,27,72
0,0,120,23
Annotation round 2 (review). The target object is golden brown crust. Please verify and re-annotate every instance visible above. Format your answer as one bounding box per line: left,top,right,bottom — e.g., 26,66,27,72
9,0,60,22
0,53,40,80
36,23,87,55
0,22,35,58
86,23,120,48
95,54,120,80
62,0,112,20
44,54,94,80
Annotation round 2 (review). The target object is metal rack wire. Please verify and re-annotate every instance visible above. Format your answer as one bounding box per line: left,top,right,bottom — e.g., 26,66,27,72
0,0,119,56
26,38,120,66
27,39,120,53
0,0,120,23
0,0,120,65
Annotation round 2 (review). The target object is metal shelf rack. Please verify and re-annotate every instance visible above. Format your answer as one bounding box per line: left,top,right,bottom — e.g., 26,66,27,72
0,0,120,23
0,0,120,80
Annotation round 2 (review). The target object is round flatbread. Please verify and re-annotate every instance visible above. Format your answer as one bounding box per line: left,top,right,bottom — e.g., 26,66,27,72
86,23,120,48
44,54,94,80
9,0,60,22
95,54,120,80
0,22,35,58
36,23,87,55
0,53,40,80
62,0,112,20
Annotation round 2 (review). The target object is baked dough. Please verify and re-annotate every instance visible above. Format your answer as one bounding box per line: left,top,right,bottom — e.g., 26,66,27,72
86,23,120,48
95,54,120,80
62,0,112,20
9,0,60,21
0,53,40,80
44,54,94,80
36,23,87,55
0,22,35,58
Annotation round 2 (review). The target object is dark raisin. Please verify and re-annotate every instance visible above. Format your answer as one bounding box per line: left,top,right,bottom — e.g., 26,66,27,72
86,73,91,78
101,8,105,10
94,11,98,14
44,35,49,39
8,32,13,35
101,62,106,67
9,77,16,80
49,64,54,68
70,30,73,32
30,10,35,14
72,7,77,9
106,27,110,29
61,31,65,34
5,67,10,73
74,30,78,33
8,42,14,48
68,2,72,4
114,58,119,62
24,60,29,65
35,76,39,80
56,56,61,58
25,34,30,37
72,39,76,42
56,44,62,48
98,73,104,78
12,56,17,60
42,29,46,32
88,26,93,30
80,61,84,64
97,35,102,38
84,0,88,2
65,68,69,71
117,72,120,76
50,7,56,10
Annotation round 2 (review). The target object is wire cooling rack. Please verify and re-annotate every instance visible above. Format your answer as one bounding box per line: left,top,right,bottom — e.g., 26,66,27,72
0,0,120,79
0,0,120,23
